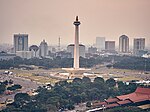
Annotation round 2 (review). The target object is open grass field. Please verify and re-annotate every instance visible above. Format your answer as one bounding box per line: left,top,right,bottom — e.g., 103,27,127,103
118,76,141,82
15,73,59,84
1,66,149,84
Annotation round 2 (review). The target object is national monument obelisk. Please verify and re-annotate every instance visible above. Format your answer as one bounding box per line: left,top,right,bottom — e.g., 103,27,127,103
61,16,91,79
73,16,80,69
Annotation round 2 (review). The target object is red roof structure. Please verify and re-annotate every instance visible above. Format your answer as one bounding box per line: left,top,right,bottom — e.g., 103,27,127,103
93,101,107,107
117,99,132,105
105,103,119,108
105,98,119,103
92,87,150,109
116,87,150,103
135,87,150,94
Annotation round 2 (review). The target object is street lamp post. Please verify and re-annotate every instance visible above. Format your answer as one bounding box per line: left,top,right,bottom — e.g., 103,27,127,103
102,105,105,112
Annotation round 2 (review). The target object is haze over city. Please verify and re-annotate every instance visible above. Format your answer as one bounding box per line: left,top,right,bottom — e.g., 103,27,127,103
0,1,150,112
0,0,150,46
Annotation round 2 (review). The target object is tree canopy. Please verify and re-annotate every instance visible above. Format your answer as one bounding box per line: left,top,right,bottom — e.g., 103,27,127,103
2,77,141,112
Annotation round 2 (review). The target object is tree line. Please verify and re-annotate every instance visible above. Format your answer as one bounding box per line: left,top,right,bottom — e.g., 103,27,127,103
0,55,150,71
2,77,141,112
0,80,22,95
113,56,150,71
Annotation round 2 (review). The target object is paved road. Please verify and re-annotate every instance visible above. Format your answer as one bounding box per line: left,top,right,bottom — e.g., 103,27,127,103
0,74,41,104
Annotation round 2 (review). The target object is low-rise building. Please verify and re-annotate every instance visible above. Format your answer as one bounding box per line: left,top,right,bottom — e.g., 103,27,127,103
0,52,16,60
67,44,86,58
92,87,150,110
55,51,72,58
16,51,33,59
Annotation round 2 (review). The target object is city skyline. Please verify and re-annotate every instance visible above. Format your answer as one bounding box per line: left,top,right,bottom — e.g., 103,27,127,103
0,0,150,46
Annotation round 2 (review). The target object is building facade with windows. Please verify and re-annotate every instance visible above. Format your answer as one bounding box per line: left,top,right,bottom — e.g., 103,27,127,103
14,34,28,53
119,35,129,53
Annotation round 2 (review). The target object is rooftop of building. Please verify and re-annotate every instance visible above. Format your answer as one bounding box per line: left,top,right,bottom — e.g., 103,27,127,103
67,44,85,47
0,52,16,56
92,87,150,109
117,99,132,105
116,87,150,103
105,98,119,103
14,34,28,36
120,35,129,38
105,103,119,108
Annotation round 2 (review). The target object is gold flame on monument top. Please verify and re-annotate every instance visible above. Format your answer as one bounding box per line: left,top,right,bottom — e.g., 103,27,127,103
76,16,78,21
74,16,81,26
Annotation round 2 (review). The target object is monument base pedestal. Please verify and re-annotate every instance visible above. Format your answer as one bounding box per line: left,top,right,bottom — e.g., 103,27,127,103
61,68,96,79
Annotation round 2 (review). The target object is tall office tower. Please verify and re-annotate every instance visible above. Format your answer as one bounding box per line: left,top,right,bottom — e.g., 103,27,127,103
14,34,28,53
39,40,48,57
67,44,85,58
133,38,145,54
119,35,129,53
96,37,105,52
105,41,115,52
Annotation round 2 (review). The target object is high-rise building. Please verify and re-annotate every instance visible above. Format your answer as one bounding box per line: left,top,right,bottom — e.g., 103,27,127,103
133,38,145,55
39,40,48,57
96,37,105,52
14,34,28,53
67,44,85,58
29,45,39,57
119,35,129,53
105,41,115,52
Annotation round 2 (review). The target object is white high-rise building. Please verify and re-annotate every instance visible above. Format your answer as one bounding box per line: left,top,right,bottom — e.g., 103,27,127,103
119,35,129,53
39,40,48,57
67,44,85,58
96,37,105,52
29,45,39,58
14,34,28,53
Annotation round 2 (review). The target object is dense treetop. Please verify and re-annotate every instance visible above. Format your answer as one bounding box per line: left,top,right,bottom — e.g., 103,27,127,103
2,77,142,112
0,55,150,71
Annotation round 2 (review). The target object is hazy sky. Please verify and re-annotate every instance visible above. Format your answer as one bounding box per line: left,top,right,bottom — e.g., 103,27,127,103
0,0,150,47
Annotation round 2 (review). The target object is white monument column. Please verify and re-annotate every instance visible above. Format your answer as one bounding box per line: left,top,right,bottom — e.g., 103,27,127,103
73,16,81,69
